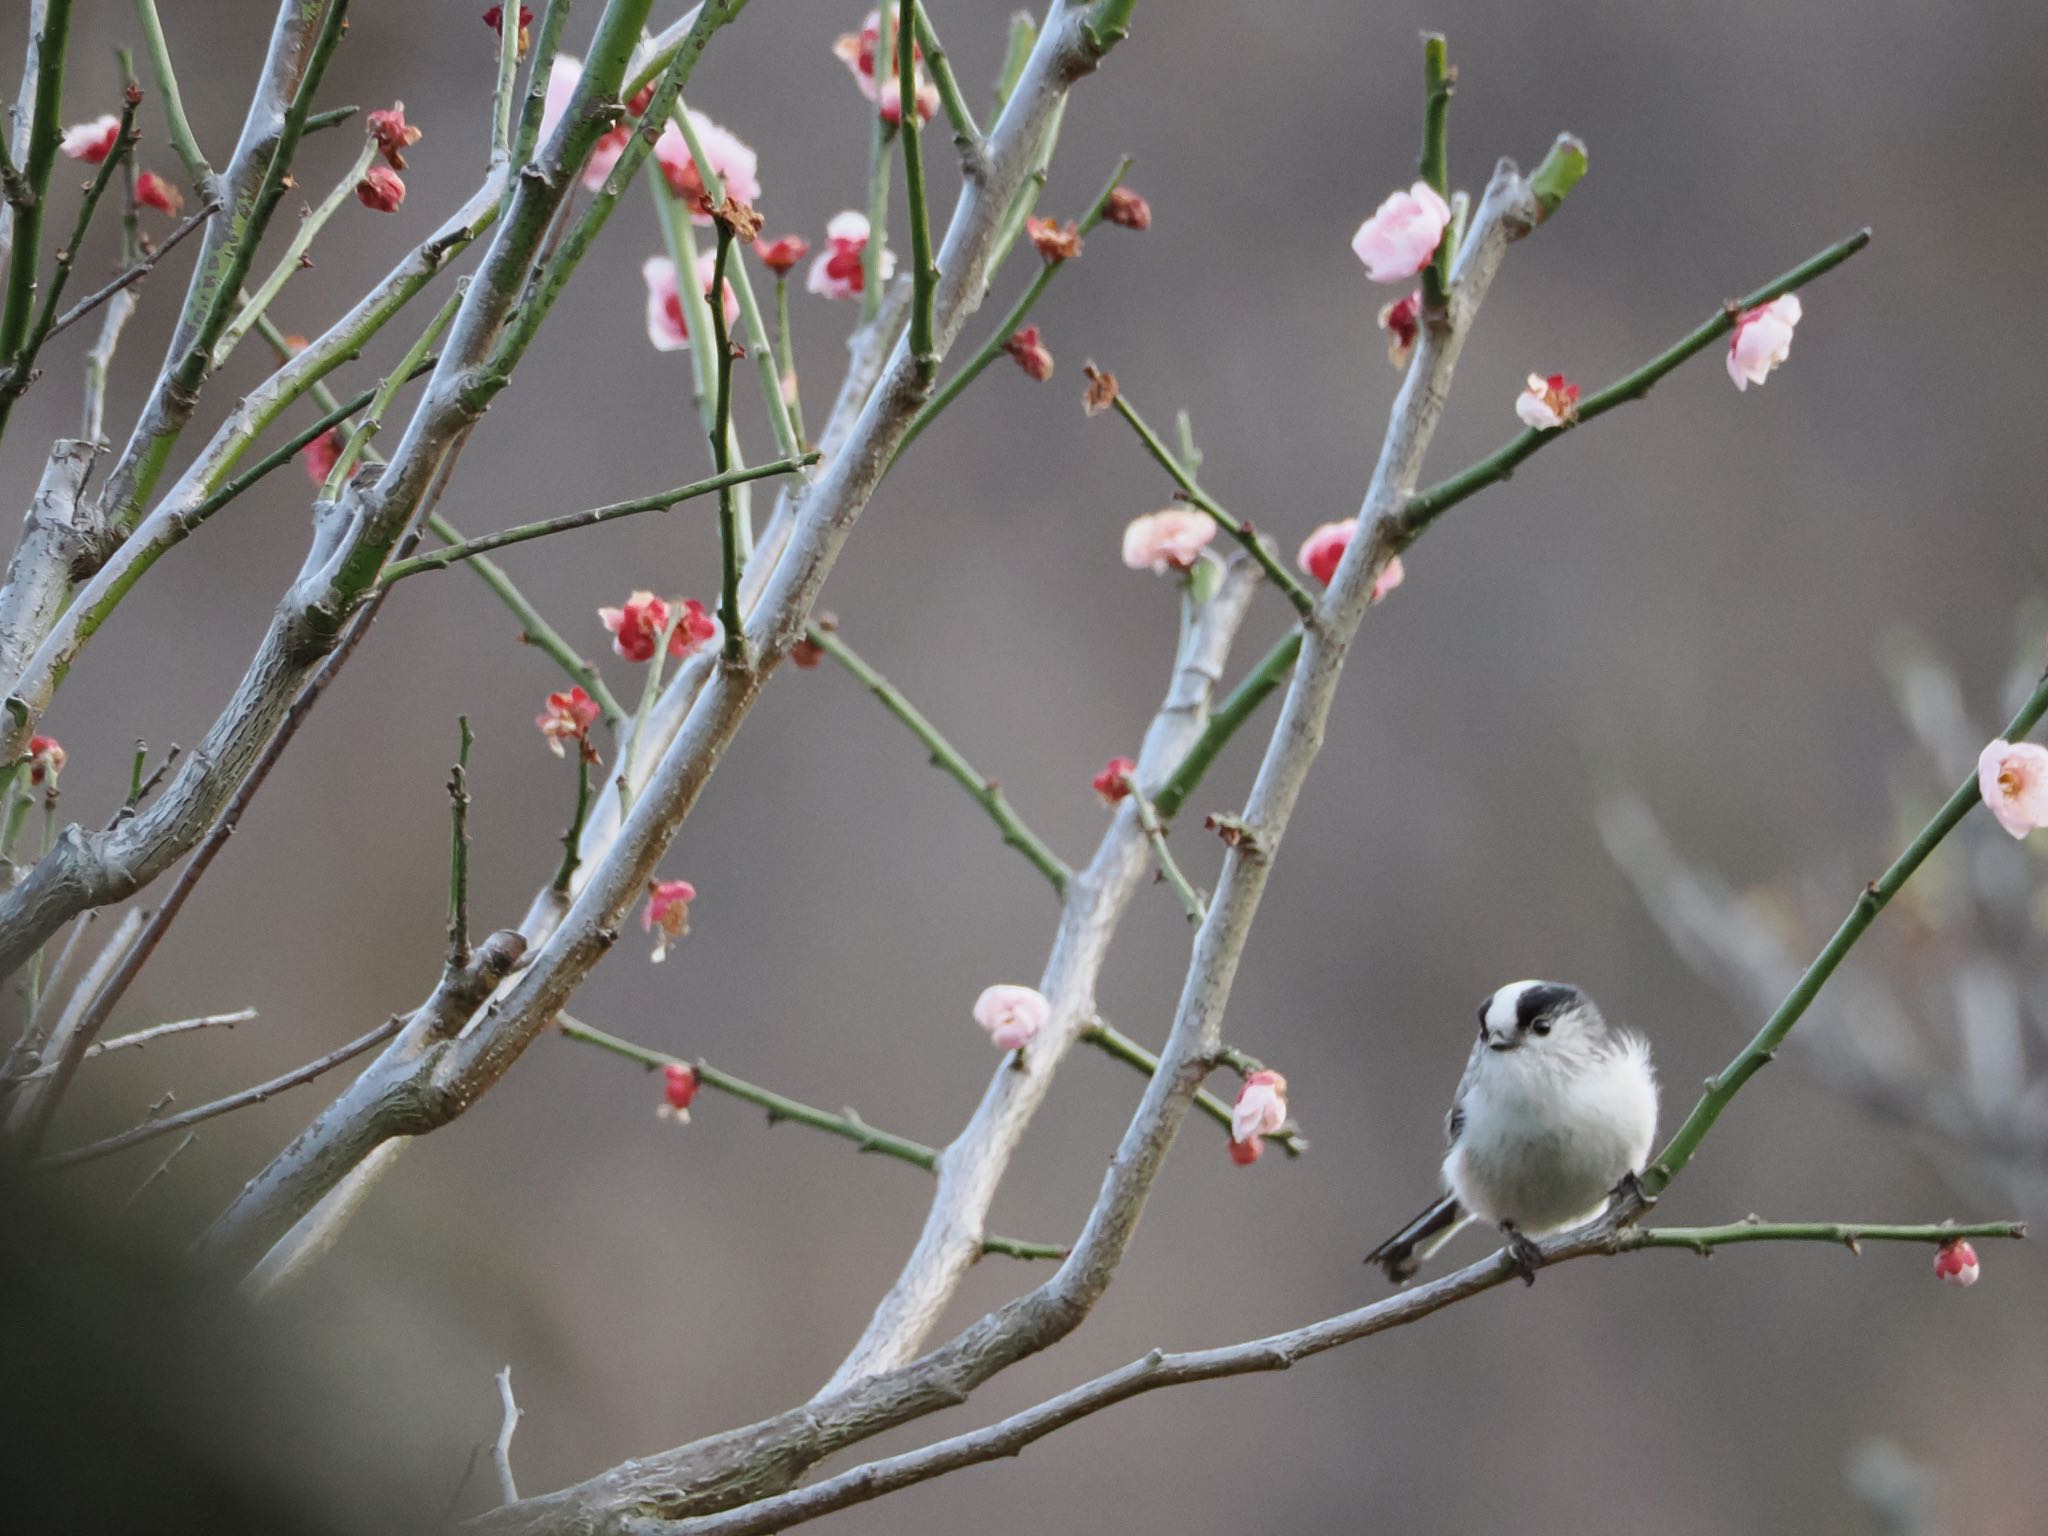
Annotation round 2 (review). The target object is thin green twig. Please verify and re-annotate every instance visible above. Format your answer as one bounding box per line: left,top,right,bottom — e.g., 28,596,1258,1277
1083,1019,1306,1157
132,0,210,184
898,0,937,383
1418,33,1452,313
910,3,980,163
808,625,1071,894
709,224,745,662
1632,1219,2026,1256
1130,789,1205,923
1396,229,1872,545
1108,392,1315,617
893,157,1130,463
556,1014,1065,1259
213,138,377,367
858,1,896,328
379,455,815,585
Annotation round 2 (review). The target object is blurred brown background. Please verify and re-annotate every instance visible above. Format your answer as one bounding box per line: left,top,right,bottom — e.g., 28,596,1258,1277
6,0,2047,1530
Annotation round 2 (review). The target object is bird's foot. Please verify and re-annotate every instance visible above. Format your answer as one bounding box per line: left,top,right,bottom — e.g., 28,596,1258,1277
1609,1169,1656,1221
1501,1225,1545,1286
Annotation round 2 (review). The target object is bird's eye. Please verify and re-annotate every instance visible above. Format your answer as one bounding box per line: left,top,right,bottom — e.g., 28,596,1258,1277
1529,1017,1552,1037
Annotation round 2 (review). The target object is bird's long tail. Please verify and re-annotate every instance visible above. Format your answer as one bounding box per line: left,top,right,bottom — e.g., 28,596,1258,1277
1364,1195,1473,1283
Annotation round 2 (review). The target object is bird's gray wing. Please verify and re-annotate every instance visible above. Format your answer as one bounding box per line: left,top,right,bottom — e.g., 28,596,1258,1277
1445,1040,1483,1148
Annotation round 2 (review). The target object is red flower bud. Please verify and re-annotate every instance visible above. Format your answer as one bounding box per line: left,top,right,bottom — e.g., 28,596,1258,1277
355,164,406,213
1103,187,1151,230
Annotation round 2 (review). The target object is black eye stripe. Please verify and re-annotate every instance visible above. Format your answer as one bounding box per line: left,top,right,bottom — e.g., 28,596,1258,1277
1515,984,1577,1033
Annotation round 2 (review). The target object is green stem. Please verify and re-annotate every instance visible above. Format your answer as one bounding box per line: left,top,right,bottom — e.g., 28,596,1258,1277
1153,629,1301,821
773,274,805,445
898,0,937,383
551,746,593,895
1109,393,1315,617
993,13,1036,111
1082,1020,1306,1157
430,516,628,725
669,96,800,460
379,455,815,585
556,1013,1063,1258
1131,790,1204,923
893,156,1130,464
1418,33,1451,313
1644,666,2048,1195
213,138,377,367
1397,229,1872,545
508,0,571,178
809,625,1071,894
448,715,473,968
858,0,895,328
490,0,521,163
132,0,210,184
1631,1219,2026,1255
300,103,357,136
910,3,981,161
709,224,744,662
0,83,134,435
614,607,686,820
323,284,463,495
0,0,76,387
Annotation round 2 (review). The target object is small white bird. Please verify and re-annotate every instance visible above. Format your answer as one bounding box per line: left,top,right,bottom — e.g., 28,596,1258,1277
1365,980,1659,1285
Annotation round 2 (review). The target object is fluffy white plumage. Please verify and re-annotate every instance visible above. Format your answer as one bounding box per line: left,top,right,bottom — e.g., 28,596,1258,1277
1366,979,1658,1282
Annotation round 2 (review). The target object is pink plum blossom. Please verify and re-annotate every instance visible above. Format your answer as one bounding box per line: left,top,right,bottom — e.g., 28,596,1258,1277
600,591,718,663
973,984,1049,1053
1231,1069,1288,1146
1977,739,2048,839
657,1061,699,1121
833,8,939,125
138,171,185,215
60,115,121,163
643,878,697,963
1934,1238,1980,1287
1726,294,1802,391
536,687,601,758
1515,373,1580,430
641,253,741,352
1351,182,1451,283
806,211,893,300
653,111,761,221
1295,519,1404,602
1121,510,1217,575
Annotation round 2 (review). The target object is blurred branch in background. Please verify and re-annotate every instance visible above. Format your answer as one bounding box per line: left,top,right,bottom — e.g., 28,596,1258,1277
1601,616,2048,1213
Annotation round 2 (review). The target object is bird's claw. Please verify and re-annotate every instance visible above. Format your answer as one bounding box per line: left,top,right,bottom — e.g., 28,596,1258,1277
1502,1226,1545,1286
1610,1169,1656,1220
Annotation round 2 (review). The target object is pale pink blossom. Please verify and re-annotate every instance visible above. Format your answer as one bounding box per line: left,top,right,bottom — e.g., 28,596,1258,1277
1351,182,1451,283
536,687,600,757
1121,510,1217,575
643,878,697,962
1515,373,1580,430
641,253,741,352
833,8,939,125
1295,520,1403,602
1298,520,1355,586
1977,739,2048,839
806,210,893,300
973,984,1049,1053
1934,1238,1980,1287
60,115,121,163
1726,294,1802,391
653,111,761,221
1378,290,1421,369
1231,1069,1288,1145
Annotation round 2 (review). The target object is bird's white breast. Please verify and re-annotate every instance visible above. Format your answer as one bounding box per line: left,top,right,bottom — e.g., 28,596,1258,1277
1444,1035,1658,1234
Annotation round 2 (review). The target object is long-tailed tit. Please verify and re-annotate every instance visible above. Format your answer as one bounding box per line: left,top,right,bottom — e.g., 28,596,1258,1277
1365,980,1658,1285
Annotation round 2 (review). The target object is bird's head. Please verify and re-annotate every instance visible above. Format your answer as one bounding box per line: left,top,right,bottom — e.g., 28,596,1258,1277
1477,979,1599,1053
